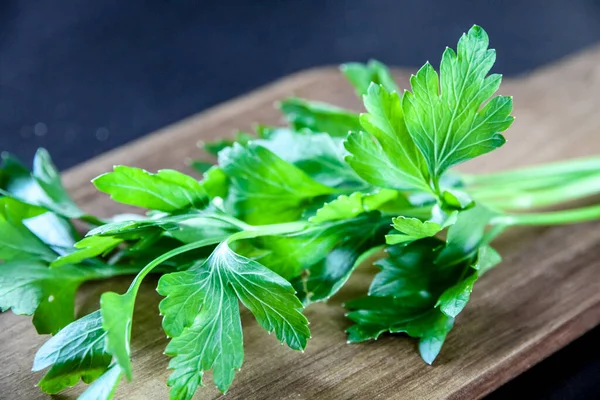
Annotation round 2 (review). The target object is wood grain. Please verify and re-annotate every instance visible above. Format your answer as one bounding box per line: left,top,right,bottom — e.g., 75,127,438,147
2,45,600,400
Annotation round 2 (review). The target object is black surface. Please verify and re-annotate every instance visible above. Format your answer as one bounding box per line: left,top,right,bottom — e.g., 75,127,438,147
1,1,599,398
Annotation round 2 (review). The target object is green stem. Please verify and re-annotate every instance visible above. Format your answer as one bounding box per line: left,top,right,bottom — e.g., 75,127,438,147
493,204,600,226
465,172,599,197
432,178,444,201
123,220,308,295
226,221,308,242
462,156,600,187
473,174,600,211
126,237,222,295
207,212,253,231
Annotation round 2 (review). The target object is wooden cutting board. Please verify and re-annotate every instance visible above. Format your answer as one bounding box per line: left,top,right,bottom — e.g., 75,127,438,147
2,45,600,400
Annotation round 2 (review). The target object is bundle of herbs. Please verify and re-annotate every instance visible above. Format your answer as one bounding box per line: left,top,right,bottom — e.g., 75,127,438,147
2,26,600,399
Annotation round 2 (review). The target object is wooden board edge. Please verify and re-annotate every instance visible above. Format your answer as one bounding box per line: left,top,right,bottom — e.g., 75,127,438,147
457,298,600,399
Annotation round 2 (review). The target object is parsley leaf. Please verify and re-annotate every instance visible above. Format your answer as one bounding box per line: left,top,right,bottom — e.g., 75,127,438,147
0,260,103,334
346,235,489,363
402,25,514,182
309,190,397,223
93,166,208,212
341,59,399,96
78,363,123,400
0,149,84,218
23,211,77,256
99,237,224,380
201,166,229,199
435,204,501,265
386,216,444,244
0,197,57,262
345,296,454,364
279,97,361,137
51,235,123,267
368,239,446,299
345,84,432,193
291,212,387,303
32,311,113,393
435,273,478,318
219,143,335,224
254,128,367,189
435,245,501,318
85,211,240,243
158,242,309,396
386,208,457,245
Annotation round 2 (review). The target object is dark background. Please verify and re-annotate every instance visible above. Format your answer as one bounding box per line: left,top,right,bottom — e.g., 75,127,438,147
1,0,599,398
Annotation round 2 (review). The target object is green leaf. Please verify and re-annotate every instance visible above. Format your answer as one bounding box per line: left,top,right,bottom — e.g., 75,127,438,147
386,209,456,244
345,84,432,193
83,211,239,244
442,189,475,210
51,235,123,267
100,291,135,380
32,149,84,217
23,212,77,256
254,128,367,189
414,311,455,364
435,273,478,318
386,217,443,244
79,363,123,400
436,205,500,265
93,166,208,212
435,244,501,319
473,245,502,275
0,197,56,262
292,212,387,303
351,230,499,363
0,260,93,333
344,295,431,341
0,149,84,218
279,97,361,137
402,25,514,181
32,310,113,394
309,190,397,223
368,239,447,299
341,59,399,96
219,143,335,224
250,224,343,280
158,242,309,396
296,243,383,305
0,195,47,220
202,166,228,199
99,236,227,383
345,295,454,364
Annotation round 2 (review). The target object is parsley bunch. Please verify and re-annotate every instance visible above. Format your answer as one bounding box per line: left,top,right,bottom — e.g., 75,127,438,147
3,25,600,399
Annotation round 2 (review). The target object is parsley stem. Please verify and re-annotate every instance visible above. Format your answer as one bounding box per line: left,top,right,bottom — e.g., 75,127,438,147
122,221,309,297
227,221,309,242
461,156,600,187
464,171,598,197
473,174,600,210
125,237,223,296
493,204,600,226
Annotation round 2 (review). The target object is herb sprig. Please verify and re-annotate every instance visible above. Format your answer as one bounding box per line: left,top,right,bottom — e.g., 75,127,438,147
2,25,600,399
